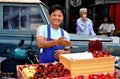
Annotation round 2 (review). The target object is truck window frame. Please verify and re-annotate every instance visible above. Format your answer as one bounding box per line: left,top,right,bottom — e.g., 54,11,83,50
0,3,49,35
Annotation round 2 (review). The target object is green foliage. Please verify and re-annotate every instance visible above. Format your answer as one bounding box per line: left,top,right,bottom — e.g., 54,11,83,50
115,30,120,37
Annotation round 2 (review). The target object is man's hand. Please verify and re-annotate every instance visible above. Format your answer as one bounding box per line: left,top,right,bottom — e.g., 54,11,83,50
54,50,65,59
56,36,72,46
54,49,70,60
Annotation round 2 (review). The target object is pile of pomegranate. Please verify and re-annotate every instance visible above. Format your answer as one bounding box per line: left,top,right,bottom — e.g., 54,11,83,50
34,63,71,79
88,38,111,58
21,62,71,79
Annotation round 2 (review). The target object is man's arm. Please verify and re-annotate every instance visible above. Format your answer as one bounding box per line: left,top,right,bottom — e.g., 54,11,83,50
37,35,57,48
36,35,72,48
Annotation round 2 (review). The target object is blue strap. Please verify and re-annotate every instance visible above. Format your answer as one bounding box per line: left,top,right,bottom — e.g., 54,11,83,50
47,24,51,40
61,28,64,36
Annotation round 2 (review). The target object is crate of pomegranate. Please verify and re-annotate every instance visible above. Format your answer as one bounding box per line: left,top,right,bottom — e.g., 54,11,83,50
17,62,72,79
59,52,115,76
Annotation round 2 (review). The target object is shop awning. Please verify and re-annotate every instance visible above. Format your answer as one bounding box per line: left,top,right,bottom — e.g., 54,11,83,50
95,0,120,5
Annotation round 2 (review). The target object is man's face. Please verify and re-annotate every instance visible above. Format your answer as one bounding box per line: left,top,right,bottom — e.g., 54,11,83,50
80,10,87,19
104,17,108,23
49,10,64,27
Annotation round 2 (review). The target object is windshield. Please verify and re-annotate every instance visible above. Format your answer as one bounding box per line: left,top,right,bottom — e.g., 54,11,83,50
3,5,47,30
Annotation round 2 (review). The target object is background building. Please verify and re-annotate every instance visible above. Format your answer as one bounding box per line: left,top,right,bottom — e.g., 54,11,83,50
41,0,120,34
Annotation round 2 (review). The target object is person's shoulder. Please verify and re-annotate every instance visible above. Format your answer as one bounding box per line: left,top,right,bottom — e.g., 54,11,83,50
110,23,115,25
99,23,105,27
39,24,47,29
62,29,69,35
77,17,82,21
87,18,92,21
87,18,93,24
37,24,48,31
109,23,115,27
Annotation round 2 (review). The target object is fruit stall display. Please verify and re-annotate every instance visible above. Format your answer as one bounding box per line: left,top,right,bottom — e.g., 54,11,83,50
17,38,118,79
59,38,117,78
17,63,117,79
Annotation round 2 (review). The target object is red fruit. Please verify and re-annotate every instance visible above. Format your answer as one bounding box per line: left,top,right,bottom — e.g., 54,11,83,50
63,69,71,77
44,72,53,78
51,71,59,78
103,50,111,57
37,64,46,72
106,50,111,56
88,74,98,79
98,51,104,57
46,63,56,72
77,75,84,79
93,51,97,58
106,73,111,78
34,72,43,79
58,69,64,77
56,63,64,71
113,71,118,78
98,73,105,79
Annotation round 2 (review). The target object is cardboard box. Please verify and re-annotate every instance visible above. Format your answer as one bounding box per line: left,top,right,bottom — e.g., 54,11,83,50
59,53,115,76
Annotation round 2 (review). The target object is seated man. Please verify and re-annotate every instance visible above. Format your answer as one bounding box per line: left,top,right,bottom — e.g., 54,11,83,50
98,16,115,36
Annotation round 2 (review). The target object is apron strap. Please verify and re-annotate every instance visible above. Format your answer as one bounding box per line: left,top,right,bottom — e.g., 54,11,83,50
60,28,64,36
47,24,51,40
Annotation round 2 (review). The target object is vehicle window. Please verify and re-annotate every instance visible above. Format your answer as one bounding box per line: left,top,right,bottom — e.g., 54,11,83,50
41,4,49,20
3,6,46,30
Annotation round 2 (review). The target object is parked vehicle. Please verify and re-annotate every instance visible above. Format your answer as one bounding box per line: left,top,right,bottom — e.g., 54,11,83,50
0,0,49,75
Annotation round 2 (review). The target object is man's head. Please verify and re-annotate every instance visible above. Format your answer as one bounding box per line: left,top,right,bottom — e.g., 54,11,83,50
79,8,87,20
49,4,65,28
49,4,65,17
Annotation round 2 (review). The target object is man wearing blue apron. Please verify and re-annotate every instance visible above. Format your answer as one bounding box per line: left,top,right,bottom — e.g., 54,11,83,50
36,4,72,63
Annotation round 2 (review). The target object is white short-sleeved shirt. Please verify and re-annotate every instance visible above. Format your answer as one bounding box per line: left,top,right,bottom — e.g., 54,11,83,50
99,23,115,33
36,25,70,53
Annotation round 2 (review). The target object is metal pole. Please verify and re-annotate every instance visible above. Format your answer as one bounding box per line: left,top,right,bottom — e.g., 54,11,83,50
93,6,95,23
65,0,70,32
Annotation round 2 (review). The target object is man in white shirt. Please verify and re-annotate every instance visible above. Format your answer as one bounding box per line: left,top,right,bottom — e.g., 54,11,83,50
76,8,96,35
99,16,115,35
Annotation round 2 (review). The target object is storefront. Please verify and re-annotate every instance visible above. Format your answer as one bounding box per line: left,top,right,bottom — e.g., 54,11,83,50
41,0,120,34
95,0,120,32
41,0,95,33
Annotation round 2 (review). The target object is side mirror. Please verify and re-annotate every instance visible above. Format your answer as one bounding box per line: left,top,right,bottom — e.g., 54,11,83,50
31,34,34,42
18,39,24,47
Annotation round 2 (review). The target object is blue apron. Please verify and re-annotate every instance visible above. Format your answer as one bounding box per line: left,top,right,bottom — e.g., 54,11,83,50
39,24,65,63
